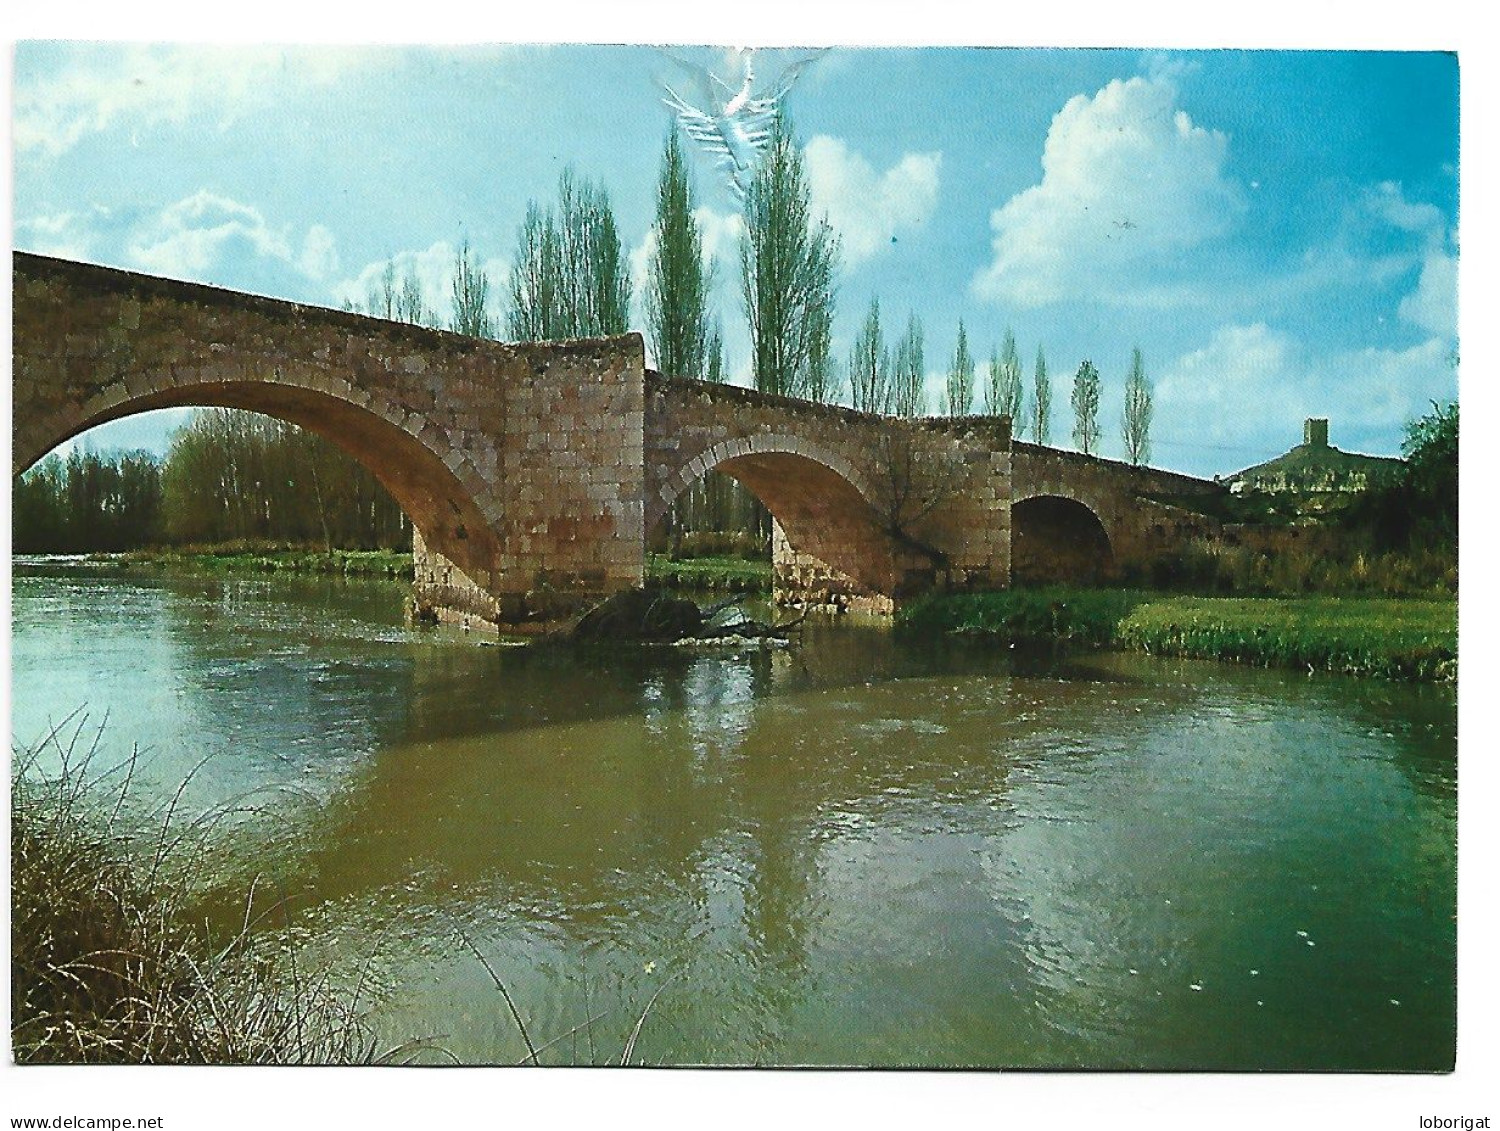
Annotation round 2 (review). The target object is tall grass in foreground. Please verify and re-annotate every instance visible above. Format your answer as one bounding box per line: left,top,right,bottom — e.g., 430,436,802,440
10,716,400,1064
12,714,677,1065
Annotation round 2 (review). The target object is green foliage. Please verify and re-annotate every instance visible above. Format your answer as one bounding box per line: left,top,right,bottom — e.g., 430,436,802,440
1032,347,1052,445
1071,358,1101,455
1122,346,1152,465
890,313,925,417
848,297,891,413
944,320,974,416
740,116,840,399
899,587,1146,645
899,589,1456,681
159,410,408,551
508,168,632,341
646,130,713,378
986,329,1025,434
1401,400,1458,538
645,553,772,593
1115,595,1456,680
14,449,163,553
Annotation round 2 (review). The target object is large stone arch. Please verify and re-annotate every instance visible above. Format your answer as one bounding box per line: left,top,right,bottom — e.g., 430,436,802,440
650,432,914,600
1010,492,1115,585
15,372,502,589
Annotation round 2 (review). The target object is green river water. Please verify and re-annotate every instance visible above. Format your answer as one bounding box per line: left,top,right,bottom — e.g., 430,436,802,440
9,562,1456,1069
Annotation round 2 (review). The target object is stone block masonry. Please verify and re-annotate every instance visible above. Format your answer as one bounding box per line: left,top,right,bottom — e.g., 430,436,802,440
14,253,1233,629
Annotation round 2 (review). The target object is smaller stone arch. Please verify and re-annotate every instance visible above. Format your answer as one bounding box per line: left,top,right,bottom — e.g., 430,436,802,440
650,432,912,601
649,432,877,530
1010,493,1115,585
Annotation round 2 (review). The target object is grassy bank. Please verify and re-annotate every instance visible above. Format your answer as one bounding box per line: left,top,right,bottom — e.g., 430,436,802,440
65,546,770,591
94,543,413,579
645,553,771,593
898,588,1457,681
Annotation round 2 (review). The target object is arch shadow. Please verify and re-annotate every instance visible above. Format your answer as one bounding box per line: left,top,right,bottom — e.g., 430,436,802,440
651,436,910,599
1011,494,1114,586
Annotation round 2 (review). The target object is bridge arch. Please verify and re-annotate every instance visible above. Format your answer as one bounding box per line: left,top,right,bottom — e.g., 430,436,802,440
649,432,907,597
14,363,503,591
1010,493,1115,585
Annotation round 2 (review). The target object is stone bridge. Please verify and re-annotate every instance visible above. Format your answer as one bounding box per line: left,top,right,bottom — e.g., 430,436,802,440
12,253,1225,627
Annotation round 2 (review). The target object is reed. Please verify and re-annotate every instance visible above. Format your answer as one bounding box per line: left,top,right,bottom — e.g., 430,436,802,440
10,715,403,1064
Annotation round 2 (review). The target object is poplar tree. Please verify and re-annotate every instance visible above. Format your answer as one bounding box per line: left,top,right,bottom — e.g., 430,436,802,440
891,313,926,417
1071,359,1102,456
740,116,840,399
1122,346,1153,465
1032,346,1053,445
449,240,494,339
986,328,1025,431
944,320,974,416
508,169,631,341
646,130,712,378
848,297,891,414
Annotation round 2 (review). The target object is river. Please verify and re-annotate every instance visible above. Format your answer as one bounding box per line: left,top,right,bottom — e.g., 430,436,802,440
9,561,1456,1069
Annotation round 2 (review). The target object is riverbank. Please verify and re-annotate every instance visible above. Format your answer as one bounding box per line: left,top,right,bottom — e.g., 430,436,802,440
60,545,773,593
644,552,771,593
898,589,1457,681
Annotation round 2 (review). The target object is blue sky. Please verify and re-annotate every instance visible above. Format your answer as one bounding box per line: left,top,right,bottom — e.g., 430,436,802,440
12,41,1458,477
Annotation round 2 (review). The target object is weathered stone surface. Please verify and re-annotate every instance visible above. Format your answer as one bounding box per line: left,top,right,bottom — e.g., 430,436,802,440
13,253,1235,626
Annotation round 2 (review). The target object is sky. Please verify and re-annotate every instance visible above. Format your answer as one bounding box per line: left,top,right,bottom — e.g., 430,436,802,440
11,42,1459,477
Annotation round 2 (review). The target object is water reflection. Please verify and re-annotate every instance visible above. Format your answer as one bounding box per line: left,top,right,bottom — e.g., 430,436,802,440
10,564,1456,1068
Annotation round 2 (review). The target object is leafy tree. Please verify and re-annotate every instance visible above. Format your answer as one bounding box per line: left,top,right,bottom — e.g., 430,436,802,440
944,320,975,416
508,169,632,341
1402,399,1458,540
1071,359,1101,456
646,130,713,378
891,313,925,418
848,297,891,414
449,240,494,339
1032,346,1052,445
740,116,840,399
1122,346,1153,465
159,410,406,550
986,329,1025,434
803,299,838,404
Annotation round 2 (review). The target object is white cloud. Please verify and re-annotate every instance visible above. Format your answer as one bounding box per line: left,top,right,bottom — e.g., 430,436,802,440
299,225,340,280
124,192,337,291
804,136,941,270
1157,322,1455,456
15,44,382,158
1364,181,1446,237
1399,249,1458,340
15,208,111,260
971,76,1244,308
